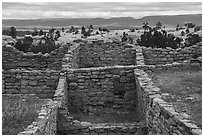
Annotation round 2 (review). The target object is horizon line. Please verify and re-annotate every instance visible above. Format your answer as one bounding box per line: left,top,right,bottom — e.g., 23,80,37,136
2,13,201,20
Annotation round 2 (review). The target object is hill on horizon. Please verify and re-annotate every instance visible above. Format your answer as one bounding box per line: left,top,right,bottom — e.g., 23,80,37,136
2,14,202,30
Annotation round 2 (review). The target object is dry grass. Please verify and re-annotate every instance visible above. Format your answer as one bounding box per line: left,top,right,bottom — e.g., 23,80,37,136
2,95,46,135
150,69,202,128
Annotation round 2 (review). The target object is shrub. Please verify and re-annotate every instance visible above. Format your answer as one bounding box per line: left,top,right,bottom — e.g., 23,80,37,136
14,37,33,52
96,31,99,35
14,36,60,54
184,34,201,47
194,26,201,32
181,31,185,36
30,42,60,54
137,29,182,49
10,26,17,38
185,22,195,28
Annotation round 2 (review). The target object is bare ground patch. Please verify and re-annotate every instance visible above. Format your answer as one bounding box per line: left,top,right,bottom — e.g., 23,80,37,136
149,69,202,128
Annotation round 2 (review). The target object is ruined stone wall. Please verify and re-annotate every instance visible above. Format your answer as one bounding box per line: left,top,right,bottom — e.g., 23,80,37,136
66,66,138,114
62,43,80,69
2,44,70,70
78,42,136,68
135,69,202,135
142,44,202,65
19,75,68,135
2,69,60,98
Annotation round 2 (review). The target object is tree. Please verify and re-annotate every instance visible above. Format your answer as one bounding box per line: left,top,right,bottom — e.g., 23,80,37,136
176,24,180,31
10,26,17,38
181,31,185,36
185,22,195,28
75,29,79,34
83,31,91,37
194,26,201,32
99,27,102,32
2,29,10,36
55,30,61,40
137,28,182,49
142,22,150,31
185,28,190,34
96,31,99,35
89,25,93,30
14,36,33,52
62,27,65,32
88,25,93,33
81,26,85,35
32,28,38,36
122,32,128,42
49,28,55,34
70,26,75,32
185,34,201,47
156,21,162,29
39,30,44,36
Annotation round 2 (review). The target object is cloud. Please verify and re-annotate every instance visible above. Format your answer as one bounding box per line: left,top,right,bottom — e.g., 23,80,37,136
2,2,202,19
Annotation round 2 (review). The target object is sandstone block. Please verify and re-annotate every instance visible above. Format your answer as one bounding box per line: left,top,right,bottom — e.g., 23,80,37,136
29,81,37,86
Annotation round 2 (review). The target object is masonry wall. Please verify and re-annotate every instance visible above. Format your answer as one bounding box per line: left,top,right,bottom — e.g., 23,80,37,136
66,66,138,114
2,44,70,70
135,69,202,135
2,69,60,98
77,42,136,68
142,44,202,65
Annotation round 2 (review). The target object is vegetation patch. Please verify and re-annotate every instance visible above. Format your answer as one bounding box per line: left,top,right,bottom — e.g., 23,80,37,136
149,69,202,128
2,95,47,135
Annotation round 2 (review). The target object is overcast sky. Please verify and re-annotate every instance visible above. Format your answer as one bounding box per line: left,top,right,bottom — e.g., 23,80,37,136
2,2,202,19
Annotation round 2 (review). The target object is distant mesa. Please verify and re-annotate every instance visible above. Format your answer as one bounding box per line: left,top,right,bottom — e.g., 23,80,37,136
2,14,202,29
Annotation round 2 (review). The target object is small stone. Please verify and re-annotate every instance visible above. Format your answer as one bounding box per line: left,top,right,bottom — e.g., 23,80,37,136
69,83,78,87
29,81,37,85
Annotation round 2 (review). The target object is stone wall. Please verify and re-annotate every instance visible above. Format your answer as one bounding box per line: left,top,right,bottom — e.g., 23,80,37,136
62,43,80,70
66,66,138,114
2,69,60,98
19,75,68,135
142,44,202,65
2,44,70,70
135,69,202,135
77,41,136,68
57,120,146,135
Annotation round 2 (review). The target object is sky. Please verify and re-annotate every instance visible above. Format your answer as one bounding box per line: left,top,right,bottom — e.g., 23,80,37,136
2,2,202,19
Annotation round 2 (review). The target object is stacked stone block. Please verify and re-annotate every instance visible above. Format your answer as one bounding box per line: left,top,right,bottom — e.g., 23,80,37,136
3,69,60,98
142,44,202,65
67,66,138,114
2,44,70,70
78,41,136,68
135,69,202,135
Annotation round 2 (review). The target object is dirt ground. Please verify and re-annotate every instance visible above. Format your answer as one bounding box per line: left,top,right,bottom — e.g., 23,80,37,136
149,69,202,128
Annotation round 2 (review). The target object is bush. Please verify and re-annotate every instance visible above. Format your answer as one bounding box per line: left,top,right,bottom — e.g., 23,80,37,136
14,37,33,52
30,42,60,54
14,37,60,54
137,29,182,49
184,34,201,47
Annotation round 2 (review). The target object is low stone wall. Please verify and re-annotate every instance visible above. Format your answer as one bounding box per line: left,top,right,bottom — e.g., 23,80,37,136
62,43,80,70
66,66,138,114
142,44,202,65
136,62,201,74
19,75,68,135
135,69,202,135
57,120,146,135
78,41,136,68
2,44,70,70
2,69,60,98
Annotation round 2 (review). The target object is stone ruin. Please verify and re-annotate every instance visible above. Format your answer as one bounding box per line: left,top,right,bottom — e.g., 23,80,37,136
2,41,202,135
